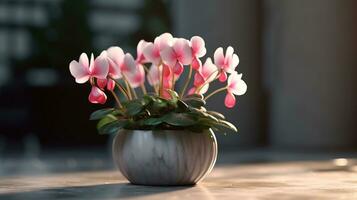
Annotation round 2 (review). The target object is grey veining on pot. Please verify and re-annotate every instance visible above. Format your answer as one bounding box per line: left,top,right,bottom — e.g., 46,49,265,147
112,129,217,186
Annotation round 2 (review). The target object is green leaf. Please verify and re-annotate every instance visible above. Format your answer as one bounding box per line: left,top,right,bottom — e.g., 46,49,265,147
214,120,238,132
98,120,128,135
90,108,115,120
166,89,179,101
183,97,206,108
176,100,189,112
206,111,225,119
125,101,144,116
162,112,197,126
143,117,163,126
185,93,204,100
96,114,117,130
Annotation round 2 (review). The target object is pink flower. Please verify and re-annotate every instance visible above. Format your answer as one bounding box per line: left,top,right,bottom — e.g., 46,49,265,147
191,58,218,95
214,46,239,82
225,72,247,108
190,36,206,70
160,38,192,78
106,47,124,79
143,33,173,66
121,53,145,88
97,79,115,91
69,53,109,83
136,40,150,64
147,64,159,86
88,86,107,104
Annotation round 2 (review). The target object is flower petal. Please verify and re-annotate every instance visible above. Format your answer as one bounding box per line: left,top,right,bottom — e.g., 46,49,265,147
228,73,247,95
88,86,107,104
147,64,159,86
173,38,192,65
107,79,115,91
107,46,124,67
192,57,202,70
201,58,218,82
199,84,209,94
190,36,206,58
136,40,149,63
69,60,90,83
218,71,228,82
155,32,173,50
172,62,184,78
193,72,205,87
97,78,107,89
79,53,89,68
142,42,160,65
160,46,176,67
224,92,236,108
91,54,109,79
214,47,225,67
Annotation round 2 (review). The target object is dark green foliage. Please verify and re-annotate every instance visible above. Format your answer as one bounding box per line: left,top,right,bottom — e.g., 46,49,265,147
90,91,237,135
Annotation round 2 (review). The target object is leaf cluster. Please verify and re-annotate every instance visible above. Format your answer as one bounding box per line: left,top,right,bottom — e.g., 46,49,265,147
90,90,237,135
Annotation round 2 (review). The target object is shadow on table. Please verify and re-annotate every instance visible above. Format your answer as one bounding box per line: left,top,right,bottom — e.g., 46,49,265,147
0,183,193,200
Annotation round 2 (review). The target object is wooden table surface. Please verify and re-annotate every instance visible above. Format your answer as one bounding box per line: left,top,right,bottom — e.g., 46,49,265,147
0,151,357,199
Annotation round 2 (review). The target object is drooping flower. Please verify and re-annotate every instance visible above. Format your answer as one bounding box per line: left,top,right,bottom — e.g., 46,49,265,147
224,72,247,108
143,33,173,66
160,38,192,78
214,46,239,82
69,53,109,83
190,36,206,70
97,78,115,91
189,58,218,95
88,86,107,104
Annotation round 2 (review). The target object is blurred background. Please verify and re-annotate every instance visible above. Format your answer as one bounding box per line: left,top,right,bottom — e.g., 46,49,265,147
0,0,356,172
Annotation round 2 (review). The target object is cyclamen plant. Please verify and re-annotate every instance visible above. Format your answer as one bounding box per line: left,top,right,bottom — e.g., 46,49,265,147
69,33,247,134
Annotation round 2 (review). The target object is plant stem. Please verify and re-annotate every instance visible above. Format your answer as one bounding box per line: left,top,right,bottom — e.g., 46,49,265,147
141,83,147,95
131,87,138,99
123,79,132,99
159,64,163,97
180,65,192,98
204,87,227,101
110,90,122,108
108,77,130,100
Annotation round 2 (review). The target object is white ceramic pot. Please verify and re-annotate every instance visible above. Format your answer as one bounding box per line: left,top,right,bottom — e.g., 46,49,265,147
112,129,217,186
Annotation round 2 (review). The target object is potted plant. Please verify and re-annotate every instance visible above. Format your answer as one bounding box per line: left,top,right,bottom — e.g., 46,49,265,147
69,33,247,186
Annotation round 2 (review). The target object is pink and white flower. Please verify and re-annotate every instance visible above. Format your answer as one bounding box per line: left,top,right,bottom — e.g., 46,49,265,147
189,58,218,95
121,53,145,88
97,78,115,91
190,36,206,70
106,47,124,79
224,72,247,108
69,53,109,83
143,33,173,66
88,86,107,104
214,46,239,82
160,38,192,78
136,40,150,64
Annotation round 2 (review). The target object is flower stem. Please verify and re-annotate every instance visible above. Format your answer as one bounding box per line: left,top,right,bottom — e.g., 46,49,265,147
159,64,163,97
180,65,192,98
131,87,138,99
109,77,130,100
204,87,227,101
110,90,122,108
123,79,132,99
141,83,147,95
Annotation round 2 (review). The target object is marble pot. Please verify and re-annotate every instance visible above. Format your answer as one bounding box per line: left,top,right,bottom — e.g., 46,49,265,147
112,129,218,186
